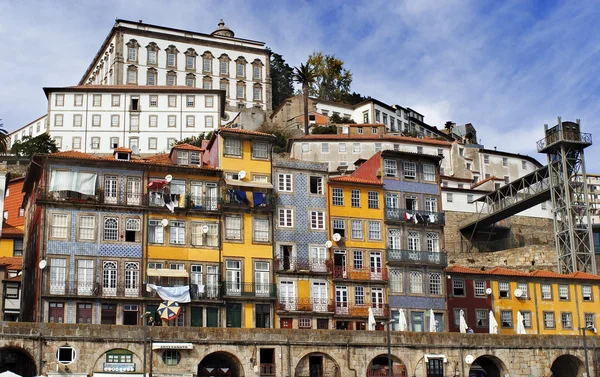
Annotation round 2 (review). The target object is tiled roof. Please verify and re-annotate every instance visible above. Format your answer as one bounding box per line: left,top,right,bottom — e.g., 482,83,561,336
293,133,452,146
568,271,600,281
342,124,386,127
172,143,204,152
328,176,383,185
487,267,530,277
218,127,275,137
4,179,25,228
446,266,488,275
4,275,21,282
113,147,132,153
329,152,383,185
449,265,600,281
2,223,23,237
0,257,22,269
471,175,504,189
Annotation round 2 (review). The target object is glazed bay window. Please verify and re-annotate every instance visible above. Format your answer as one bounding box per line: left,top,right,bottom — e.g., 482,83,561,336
78,216,95,240
409,270,423,294
278,173,293,192
332,188,344,206
384,159,397,177
224,139,242,156
169,221,186,245
252,142,269,159
278,209,293,228
423,163,436,181
310,211,325,230
225,215,242,240
254,218,270,242
403,161,417,179
51,214,68,239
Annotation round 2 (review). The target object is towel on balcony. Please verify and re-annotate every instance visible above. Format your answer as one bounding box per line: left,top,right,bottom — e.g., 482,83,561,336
233,190,249,204
429,214,437,223
253,192,266,207
147,284,191,303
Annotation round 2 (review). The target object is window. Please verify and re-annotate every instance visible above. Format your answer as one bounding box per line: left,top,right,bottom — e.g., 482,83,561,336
368,221,381,240
147,137,157,150
500,310,512,328
55,94,64,106
543,312,555,328
426,232,439,253
252,142,269,159
384,160,397,177
353,251,363,269
168,95,177,107
111,95,120,107
91,137,100,149
301,143,309,153
254,218,270,242
390,270,403,293
57,346,76,365
169,221,185,245
147,69,157,85
92,114,101,127
351,190,361,207
502,157,508,167
79,216,95,240
168,138,176,148
409,271,423,294
205,95,214,108
74,94,83,106
310,211,325,230
522,311,532,328
561,312,573,329
474,280,486,296
54,137,63,149
54,114,63,127
403,161,417,179
103,217,118,241
277,173,293,192
338,143,346,153
278,209,293,228
186,95,195,107
559,285,569,300
541,284,552,300
367,191,379,209
423,197,436,213
352,143,360,153
166,71,176,86
407,231,420,251
126,66,137,84
253,86,262,101
446,193,453,203
332,219,345,238
582,285,593,301
475,309,488,328
237,62,245,77
467,194,474,204
236,82,245,98
12,239,23,257
423,163,435,181
224,139,242,156
310,176,323,195
522,160,527,170
225,216,242,240
499,282,510,298
504,176,510,185
205,115,214,128
517,282,528,298
351,220,363,239
186,115,195,128
429,272,442,295
332,188,344,206
220,60,229,75
162,350,181,366
51,214,68,239
452,280,464,296
147,115,157,128
321,143,329,153
453,309,464,327
585,313,596,328
93,94,102,107
111,114,119,128
375,143,382,152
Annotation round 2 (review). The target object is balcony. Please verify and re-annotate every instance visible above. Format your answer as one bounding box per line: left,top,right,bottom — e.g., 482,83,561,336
332,266,388,282
334,303,389,318
101,191,145,206
275,298,334,313
36,188,146,208
222,190,275,210
44,281,141,298
222,282,277,299
259,364,276,377
384,208,445,226
144,284,222,300
274,257,331,274
148,191,220,212
387,249,448,267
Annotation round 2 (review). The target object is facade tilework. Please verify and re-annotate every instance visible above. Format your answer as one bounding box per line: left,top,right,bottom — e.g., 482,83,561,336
389,295,446,310
383,179,438,196
273,158,329,172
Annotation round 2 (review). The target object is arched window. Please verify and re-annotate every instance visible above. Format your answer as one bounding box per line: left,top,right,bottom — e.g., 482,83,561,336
103,217,118,241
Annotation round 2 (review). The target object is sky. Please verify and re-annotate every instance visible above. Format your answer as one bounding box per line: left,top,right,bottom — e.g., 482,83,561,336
1,0,600,169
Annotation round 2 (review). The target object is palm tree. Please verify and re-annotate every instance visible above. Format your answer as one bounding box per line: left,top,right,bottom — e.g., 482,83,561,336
293,63,316,135
0,120,8,153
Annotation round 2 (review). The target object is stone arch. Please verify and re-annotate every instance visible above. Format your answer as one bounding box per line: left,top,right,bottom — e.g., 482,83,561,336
550,354,585,377
367,354,407,377
0,346,37,377
91,347,142,373
468,355,508,377
295,351,341,377
198,351,244,377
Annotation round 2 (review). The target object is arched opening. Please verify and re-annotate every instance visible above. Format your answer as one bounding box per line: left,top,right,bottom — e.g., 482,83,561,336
198,351,244,377
92,348,141,373
550,354,585,377
468,355,507,377
295,352,340,377
367,354,407,377
0,347,37,377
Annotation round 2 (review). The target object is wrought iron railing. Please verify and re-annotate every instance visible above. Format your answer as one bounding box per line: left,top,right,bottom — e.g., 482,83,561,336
44,281,140,297
334,303,389,317
274,257,331,273
260,364,276,376
386,249,447,266
537,130,592,152
222,190,275,209
332,266,388,281
222,282,277,298
275,298,334,313
384,208,445,225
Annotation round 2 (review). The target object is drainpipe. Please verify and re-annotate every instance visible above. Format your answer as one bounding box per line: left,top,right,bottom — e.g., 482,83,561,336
37,332,43,375
287,340,292,377
346,342,357,377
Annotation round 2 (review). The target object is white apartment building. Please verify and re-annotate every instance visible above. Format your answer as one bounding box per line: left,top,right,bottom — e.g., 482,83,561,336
44,85,224,154
7,115,47,150
80,19,270,114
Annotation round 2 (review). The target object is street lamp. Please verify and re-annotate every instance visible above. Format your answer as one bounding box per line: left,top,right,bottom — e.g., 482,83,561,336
580,325,597,377
141,311,152,377
387,319,395,377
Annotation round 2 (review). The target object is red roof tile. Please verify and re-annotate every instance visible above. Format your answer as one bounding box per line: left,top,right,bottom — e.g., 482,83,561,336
446,266,489,275
471,175,504,189
113,147,132,153
449,265,600,281
1,223,23,237
329,152,383,186
172,143,204,152
4,275,21,282
218,127,275,137
328,176,383,185
293,133,451,146
4,179,25,228
0,257,22,268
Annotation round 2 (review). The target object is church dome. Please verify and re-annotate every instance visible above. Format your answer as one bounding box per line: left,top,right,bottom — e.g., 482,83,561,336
211,19,234,38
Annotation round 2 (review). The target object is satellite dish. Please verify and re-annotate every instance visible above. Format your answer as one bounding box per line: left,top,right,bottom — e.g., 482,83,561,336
485,288,493,295
161,219,169,227
238,170,247,180
465,355,474,365
325,240,333,248
165,174,173,183
131,145,140,154
39,260,47,270
332,233,342,242
514,289,523,298
201,225,210,234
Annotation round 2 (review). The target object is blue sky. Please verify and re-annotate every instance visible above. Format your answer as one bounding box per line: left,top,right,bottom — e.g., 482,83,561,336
1,0,600,169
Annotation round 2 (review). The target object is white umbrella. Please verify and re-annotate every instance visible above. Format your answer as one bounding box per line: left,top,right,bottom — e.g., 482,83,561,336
0,371,22,377
517,311,526,335
367,307,376,331
489,310,498,334
398,308,408,331
429,309,437,332
459,309,468,333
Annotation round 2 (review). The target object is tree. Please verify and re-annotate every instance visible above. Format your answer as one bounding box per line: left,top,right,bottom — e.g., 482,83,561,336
306,51,353,102
311,125,337,134
11,133,58,158
293,63,316,135
342,91,368,106
329,113,356,124
256,122,292,154
175,131,213,148
269,51,295,110
0,119,7,153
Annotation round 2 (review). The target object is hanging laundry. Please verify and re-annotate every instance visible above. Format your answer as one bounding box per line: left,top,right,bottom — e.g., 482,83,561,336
234,190,249,204
404,212,413,221
253,192,266,207
428,214,437,223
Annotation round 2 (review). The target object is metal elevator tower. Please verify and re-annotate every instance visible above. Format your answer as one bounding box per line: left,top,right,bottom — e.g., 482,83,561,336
537,118,596,274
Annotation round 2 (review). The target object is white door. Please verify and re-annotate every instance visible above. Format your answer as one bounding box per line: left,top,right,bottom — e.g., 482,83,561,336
310,247,327,272
370,252,382,280
207,265,219,298
386,193,399,209
311,282,328,312
126,177,141,205
191,265,202,299
190,182,203,208
102,261,117,296
280,281,296,310
50,258,66,294
77,259,94,295
206,183,218,210
335,286,348,315
371,288,384,316
226,261,241,296
254,262,270,297
104,175,118,204
124,262,139,297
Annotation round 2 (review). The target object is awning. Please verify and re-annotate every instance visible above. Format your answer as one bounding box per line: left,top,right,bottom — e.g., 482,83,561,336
152,342,194,350
147,179,169,189
225,179,273,189
146,269,188,278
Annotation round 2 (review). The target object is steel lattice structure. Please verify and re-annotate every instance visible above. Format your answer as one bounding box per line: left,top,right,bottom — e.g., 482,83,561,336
538,118,596,274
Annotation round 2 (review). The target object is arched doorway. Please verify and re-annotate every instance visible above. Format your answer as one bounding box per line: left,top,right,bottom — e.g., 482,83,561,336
0,347,36,377
468,355,507,377
367,355,407,377
550,354,585,377
295,352,340,377
198,352,244,377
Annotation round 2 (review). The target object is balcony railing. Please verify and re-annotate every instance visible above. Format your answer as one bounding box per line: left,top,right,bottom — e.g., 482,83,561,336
387,249,448,267
222,190,275,209
102,191,145,206
332,266,388,282
186,196,220,212
44,281,140,297
274,257,331,274
37,188,146,207
384,208,445,225
144,283,223,300
259,364,276,377
222,282,277,298
275,298,335,313
334,303,389,317
149,191,220,212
